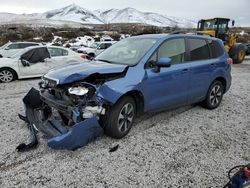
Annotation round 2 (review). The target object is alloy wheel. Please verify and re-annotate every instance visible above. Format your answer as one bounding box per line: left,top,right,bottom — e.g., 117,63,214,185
117,103,135,133
209,84,222,106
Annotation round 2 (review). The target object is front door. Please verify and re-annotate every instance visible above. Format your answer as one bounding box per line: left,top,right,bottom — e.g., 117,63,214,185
142,38,190,111
18,47,51,78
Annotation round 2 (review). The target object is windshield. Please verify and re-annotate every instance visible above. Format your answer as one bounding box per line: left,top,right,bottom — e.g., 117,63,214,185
202,20,217,30
0,42,10,49
90,42,99,49
10,48,27,58
96,38,157,66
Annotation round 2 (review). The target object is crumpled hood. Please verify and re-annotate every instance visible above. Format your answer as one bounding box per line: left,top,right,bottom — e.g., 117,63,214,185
44,61,127,85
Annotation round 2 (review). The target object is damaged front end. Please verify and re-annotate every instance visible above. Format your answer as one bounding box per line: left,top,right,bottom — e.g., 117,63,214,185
18,79,109,151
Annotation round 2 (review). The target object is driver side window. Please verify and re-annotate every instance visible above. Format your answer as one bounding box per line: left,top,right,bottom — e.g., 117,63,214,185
146,38,187,68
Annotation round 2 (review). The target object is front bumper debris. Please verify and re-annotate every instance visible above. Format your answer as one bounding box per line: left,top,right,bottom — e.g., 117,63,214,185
48,116,103,150
18,88,103,151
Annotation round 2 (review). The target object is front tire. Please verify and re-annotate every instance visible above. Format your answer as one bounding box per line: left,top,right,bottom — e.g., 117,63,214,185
0,68,16,83
101,96,136,139
202,81,224,109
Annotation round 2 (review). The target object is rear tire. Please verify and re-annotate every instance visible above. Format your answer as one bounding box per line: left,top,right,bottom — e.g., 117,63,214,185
202,81,224,109
0,68,16,83
100,96,136,139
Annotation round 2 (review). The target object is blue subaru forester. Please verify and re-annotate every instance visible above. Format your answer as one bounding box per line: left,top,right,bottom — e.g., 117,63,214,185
22,34,232,149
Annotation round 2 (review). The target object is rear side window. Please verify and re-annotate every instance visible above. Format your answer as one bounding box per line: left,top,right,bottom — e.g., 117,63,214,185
188,38,210,61
48,48,69,57
208,40,224,58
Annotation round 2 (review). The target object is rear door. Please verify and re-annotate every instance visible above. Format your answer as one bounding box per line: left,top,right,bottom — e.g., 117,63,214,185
47,47,77,69
186,37,215,103
143,37,191,111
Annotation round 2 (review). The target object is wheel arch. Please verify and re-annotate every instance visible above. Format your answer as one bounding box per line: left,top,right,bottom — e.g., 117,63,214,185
125,90,145,116
114,90,145,117
213,76,227,93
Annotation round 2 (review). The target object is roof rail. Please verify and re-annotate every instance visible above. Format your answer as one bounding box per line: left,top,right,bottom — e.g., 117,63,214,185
169,30,190,35
169,30,213,37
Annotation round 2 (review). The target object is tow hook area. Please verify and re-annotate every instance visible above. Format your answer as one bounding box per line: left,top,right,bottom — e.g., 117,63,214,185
17,87,104,151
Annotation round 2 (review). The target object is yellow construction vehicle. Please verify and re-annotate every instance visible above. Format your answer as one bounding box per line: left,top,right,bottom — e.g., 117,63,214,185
197,18,248,64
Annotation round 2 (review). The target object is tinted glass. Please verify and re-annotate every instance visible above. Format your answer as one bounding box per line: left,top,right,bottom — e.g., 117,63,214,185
158,38,186,65
22,47,50,63
19,43,38,48
188,38,210,61
105,43,112,48
208,40,224,58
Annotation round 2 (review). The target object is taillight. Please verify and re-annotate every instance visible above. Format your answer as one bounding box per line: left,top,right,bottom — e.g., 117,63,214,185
80,54,87,59
227,58,233,65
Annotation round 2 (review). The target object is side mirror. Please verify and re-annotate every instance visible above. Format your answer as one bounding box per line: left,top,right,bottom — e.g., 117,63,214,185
5,47,10,50
20,58,30,67
155,58,172,73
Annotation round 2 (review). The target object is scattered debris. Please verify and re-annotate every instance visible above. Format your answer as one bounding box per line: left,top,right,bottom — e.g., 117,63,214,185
109,144,119,153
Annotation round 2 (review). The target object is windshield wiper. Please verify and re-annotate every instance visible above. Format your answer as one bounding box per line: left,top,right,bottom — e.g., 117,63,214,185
95,59,113,64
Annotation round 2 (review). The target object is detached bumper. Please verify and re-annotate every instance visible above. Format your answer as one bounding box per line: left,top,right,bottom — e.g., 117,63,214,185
21,88,103,151
48,116,103,150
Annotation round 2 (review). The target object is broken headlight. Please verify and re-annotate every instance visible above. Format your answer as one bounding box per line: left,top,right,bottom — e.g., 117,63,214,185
68,86,89,96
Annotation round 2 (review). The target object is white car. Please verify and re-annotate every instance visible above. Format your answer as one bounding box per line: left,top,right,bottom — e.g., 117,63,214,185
0,46,85,83
77,41,116,58
0,42,40,58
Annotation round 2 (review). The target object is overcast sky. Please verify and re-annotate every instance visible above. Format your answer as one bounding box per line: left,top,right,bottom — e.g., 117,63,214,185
0,0,249,26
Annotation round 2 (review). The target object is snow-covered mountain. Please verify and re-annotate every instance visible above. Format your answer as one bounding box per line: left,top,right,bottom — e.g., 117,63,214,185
42,4,103,24
0,4,196,28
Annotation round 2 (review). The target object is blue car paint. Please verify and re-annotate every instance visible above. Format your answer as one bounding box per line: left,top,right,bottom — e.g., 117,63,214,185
48,116,103,150
45,61,127,85
44,34,232,113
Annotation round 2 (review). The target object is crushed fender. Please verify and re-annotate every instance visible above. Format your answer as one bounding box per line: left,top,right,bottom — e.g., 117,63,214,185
48,116,103,150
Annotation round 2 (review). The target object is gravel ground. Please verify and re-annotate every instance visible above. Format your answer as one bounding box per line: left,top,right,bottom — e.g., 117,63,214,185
0,58,250,188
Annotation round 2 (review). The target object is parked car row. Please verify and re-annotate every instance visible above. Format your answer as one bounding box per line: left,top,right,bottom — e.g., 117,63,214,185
77,41,116,58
